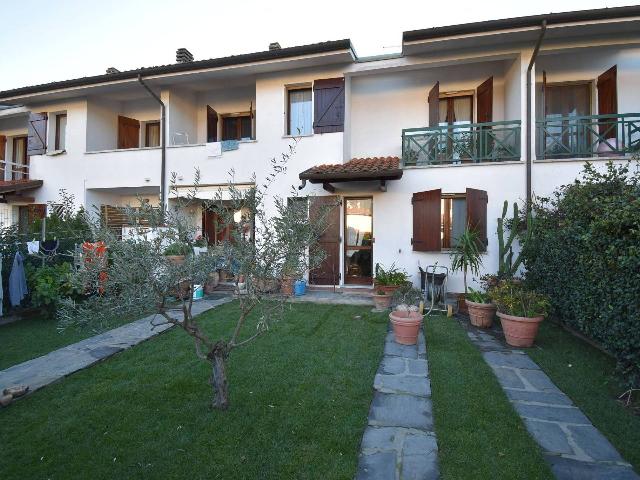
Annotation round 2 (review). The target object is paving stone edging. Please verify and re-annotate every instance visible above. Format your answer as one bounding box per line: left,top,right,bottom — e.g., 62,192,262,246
463,320,639,480
0,297,233,398
356,327,439,480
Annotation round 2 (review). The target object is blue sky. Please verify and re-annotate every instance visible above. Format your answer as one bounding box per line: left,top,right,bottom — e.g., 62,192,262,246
0,0,633,92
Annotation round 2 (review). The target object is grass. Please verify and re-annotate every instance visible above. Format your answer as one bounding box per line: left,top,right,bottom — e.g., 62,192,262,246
527,321,640,472
0,302,388,480
0,313,136,370
425,315,553,480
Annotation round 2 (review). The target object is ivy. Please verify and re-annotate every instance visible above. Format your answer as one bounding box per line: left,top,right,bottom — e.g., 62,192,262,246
522,160,640,388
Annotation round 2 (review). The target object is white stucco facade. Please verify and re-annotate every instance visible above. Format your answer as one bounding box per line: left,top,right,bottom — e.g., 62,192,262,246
1,10,639,293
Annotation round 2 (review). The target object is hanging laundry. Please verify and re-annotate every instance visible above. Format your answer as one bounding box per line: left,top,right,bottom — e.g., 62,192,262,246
9,251,28,307
27,240,40,255
41,239,59,256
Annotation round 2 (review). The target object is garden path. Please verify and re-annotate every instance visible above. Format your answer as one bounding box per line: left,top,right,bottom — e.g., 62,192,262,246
0,296,232,399
464,320,639,480
356,326,440,480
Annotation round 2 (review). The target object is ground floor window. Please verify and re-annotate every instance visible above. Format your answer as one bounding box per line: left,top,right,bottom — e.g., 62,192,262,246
222,115,252,141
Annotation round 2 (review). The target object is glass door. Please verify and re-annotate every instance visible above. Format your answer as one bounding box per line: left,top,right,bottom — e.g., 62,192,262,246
344,197,373,285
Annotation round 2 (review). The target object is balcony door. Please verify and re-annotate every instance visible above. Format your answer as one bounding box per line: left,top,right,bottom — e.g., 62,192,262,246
543,80,591,157
344,197,373,285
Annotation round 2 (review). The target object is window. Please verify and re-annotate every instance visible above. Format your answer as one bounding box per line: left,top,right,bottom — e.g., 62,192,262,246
287,88,312,135
145,121,160,147
12,136,28,180
412,188,487,252
222,114,252,141
439,95,473,126
55,113,67,150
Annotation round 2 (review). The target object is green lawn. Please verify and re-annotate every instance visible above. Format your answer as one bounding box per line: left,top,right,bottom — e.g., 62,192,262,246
425,316,553,480
527,321,640,472
0,314,136,370
0,302,387,480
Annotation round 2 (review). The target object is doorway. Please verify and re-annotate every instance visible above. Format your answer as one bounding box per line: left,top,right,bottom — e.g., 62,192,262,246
344,197,373,285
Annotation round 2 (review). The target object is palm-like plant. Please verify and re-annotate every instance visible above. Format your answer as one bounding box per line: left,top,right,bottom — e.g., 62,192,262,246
449,227,484,294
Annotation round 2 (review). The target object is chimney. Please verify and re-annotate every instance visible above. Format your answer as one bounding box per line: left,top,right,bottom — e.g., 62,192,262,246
176,48,194,63
106,67,120,74
269,42,281,51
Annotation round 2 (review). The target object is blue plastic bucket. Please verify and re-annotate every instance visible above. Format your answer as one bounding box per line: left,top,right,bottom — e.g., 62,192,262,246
294,279,307,296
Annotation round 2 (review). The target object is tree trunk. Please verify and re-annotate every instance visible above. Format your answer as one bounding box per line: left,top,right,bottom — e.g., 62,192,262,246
210,351,229,410
463,270,468,295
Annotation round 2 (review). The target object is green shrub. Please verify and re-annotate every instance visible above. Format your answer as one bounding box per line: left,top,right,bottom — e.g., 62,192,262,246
26,262,82,317
522,161,640,388
374,263,409,286
466,287,491,304
163,242,191,256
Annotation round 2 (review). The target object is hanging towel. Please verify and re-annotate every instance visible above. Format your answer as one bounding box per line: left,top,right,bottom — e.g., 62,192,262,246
41,239,59,255
0,254,3,317
27,240,40,255
9,252,28,307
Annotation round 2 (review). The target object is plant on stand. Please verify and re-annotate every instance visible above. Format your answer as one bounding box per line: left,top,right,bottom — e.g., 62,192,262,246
449,227,483,313
489,279,549,347
374,263,409,295
372,288,392,311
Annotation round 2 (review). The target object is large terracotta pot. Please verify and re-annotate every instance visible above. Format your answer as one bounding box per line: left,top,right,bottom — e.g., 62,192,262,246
165,255,185,265
372,293,392,311
389,310,423,345
204,271,220,294
280,277,294,296
497,311,544,348
376,284,402,296
466,300,497,328
457,293,468,314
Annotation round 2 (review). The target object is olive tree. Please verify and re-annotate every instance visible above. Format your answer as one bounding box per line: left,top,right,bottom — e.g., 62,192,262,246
59,144,332,409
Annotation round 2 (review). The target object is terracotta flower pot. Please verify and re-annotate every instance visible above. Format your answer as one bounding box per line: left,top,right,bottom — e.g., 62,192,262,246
204,271,220,294
466,300,497,328
166,255,185,265
457,293,468,314
372,293,392,311
280,277,294,296
376,284,401,296
389,310,423,345
497,311,544,348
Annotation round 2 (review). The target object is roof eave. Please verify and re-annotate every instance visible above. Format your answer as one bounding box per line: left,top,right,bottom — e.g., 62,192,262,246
299,169,404,182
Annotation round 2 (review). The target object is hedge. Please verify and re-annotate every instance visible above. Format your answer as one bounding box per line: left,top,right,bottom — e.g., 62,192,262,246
523,161,640,388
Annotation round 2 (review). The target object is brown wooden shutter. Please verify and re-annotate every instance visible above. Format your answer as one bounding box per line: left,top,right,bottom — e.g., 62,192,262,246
28,204,47,223
597,65,617,139
313,78,345,134
476,77,493,123
27,112,47,155
412,189,441,252
206,106,218,142
117,115,140,149
309,195,340,285
466,188,488,251
428,82,440,127
0,135,6,180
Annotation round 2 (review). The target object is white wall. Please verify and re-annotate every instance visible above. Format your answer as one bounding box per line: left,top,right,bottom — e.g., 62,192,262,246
168,89,197,146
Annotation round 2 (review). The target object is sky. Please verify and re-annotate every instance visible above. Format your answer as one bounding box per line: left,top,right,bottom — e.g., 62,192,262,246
0,0,634,92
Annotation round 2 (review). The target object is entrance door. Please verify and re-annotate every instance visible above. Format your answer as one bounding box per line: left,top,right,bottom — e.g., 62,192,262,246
344,197,373,285
309,196,340,285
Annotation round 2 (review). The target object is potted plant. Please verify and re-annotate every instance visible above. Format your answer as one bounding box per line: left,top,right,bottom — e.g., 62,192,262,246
374,263,409,295
465,287,496,328
389,303,423,345
372,289,392,311
489,279,549,347
164,242,191,265
449,228,483,314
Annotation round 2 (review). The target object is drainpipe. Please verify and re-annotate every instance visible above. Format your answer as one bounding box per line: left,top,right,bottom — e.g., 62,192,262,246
137,75,167,211
526,20,547,212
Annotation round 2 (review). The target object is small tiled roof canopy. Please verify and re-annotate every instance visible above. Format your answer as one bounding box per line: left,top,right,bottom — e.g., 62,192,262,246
300,157,402,181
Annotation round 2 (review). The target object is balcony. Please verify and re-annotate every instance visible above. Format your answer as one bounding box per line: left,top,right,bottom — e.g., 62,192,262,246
536,113,640,159
402,120,521,167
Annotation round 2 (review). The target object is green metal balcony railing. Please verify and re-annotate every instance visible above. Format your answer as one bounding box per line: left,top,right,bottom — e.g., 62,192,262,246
402,120,521,167
536,113,640,159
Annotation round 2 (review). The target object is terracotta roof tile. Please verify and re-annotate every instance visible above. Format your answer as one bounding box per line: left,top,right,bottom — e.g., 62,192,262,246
300,157,400,178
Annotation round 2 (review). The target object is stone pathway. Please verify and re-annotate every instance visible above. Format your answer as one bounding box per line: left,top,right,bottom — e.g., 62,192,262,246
464,321,639,480
0,296,232,398
287,290,373,306
356,327,439,480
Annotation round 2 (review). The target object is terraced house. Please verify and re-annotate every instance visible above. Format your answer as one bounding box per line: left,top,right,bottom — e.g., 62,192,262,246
0,6,639,293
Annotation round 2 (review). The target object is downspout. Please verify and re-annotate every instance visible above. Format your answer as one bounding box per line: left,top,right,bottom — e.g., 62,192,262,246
526,20,547,211
137,75,167,210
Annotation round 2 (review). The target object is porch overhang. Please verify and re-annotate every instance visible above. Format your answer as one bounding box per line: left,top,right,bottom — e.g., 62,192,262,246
0,179,43,202
299,157,403,192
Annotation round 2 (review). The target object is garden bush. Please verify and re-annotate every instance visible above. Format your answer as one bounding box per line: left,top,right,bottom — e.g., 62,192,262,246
522,161,640,388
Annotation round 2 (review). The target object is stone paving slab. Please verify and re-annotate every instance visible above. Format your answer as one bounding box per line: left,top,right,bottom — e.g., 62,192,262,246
461,317,639,480
0,297,232,397
356,328,439,479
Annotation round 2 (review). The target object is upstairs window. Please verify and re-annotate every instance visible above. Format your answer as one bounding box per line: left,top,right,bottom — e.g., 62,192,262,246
287,87,312,135
222,114,252,141
54,113,67,151
145,121,160,147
